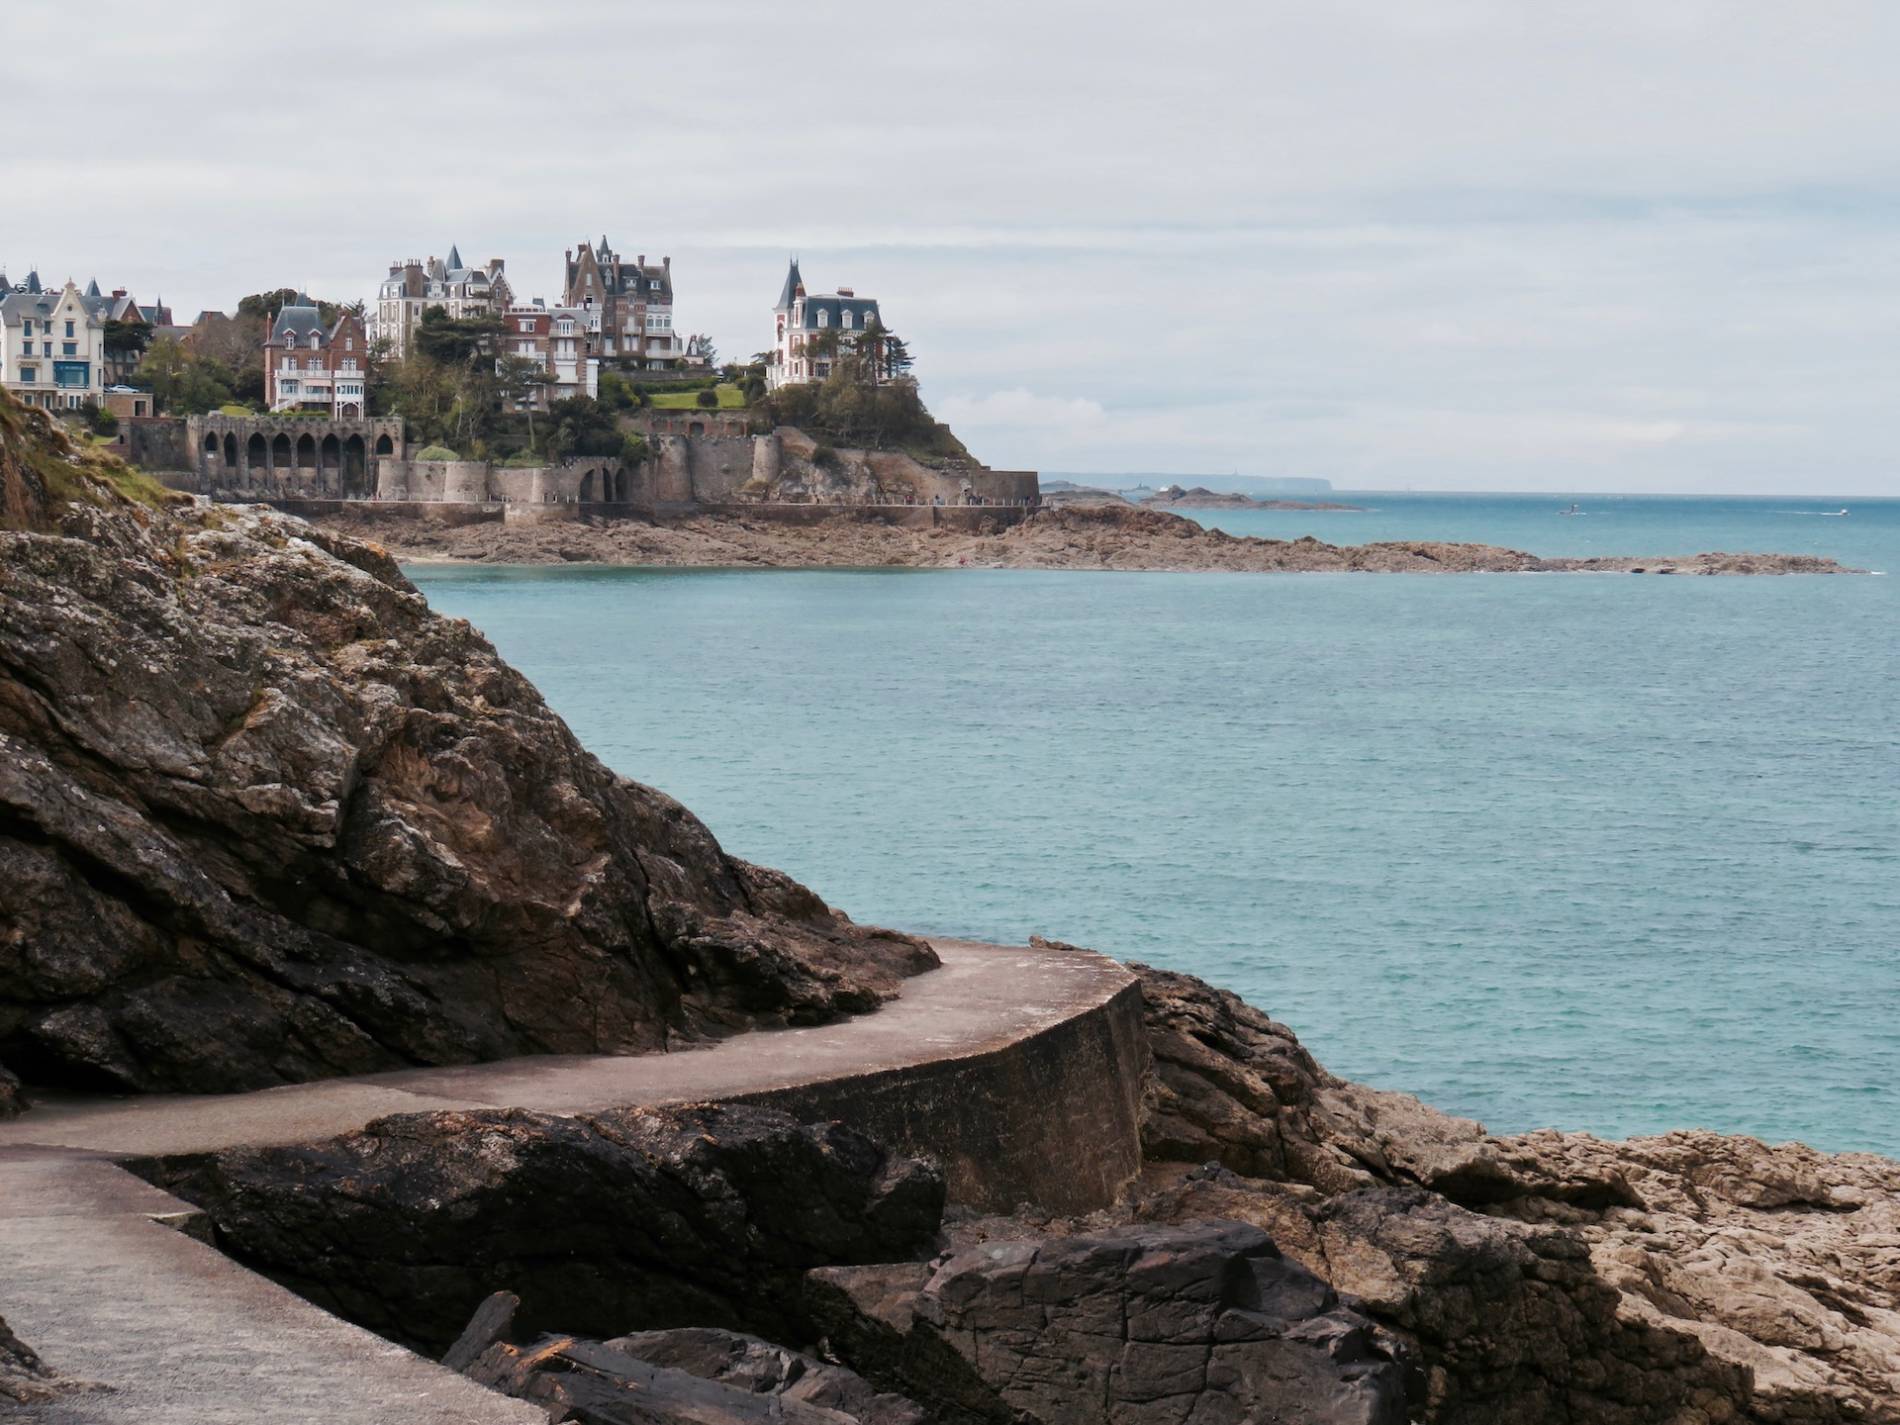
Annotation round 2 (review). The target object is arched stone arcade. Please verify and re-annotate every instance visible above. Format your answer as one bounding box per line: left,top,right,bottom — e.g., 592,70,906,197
185,413,406,497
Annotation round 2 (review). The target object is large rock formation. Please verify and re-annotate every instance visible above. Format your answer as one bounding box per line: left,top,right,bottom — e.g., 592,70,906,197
1132,966,1900,1423
0,394,934,1105
808,1220,1409,1425
138,1102,946,1354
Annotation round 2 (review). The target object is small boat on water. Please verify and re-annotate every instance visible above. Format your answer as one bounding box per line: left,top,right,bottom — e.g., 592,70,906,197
1560,502,1582,516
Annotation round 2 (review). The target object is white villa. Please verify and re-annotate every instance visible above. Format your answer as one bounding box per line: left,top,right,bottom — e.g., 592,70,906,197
767,259,884,390
0,274,107,410
373,245,512,359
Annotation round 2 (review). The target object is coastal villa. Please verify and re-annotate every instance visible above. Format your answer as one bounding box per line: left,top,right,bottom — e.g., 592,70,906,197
373,246,512,359
0,274,107,410
767,259,884,389
561,236,682,370
263,298,369,417
499,300,601,408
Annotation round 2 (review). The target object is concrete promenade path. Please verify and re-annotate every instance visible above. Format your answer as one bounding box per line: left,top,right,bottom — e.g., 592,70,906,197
0,940,1139,1424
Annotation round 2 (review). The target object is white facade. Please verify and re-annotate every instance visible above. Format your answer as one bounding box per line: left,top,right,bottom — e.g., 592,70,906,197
767,259,883,391
1,279,108,410
373,246,512,359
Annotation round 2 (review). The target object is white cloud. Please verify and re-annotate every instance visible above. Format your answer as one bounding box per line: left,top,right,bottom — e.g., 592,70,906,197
10,0,1900,492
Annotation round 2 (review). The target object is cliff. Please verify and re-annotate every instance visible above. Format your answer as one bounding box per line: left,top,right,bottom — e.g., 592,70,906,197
0,391,933,1104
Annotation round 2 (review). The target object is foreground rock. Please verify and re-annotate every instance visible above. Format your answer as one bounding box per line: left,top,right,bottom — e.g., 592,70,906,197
455,1303,926,1425
312,502,1857,574
1,1312,102,1406
1133,965,1900,1423
137,1102,945,1355
808,1220,1408,1425
0,394,933,1103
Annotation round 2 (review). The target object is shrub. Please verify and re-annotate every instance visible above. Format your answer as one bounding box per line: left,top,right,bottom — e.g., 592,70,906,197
415,443,460,461
810,443,840,469
695,387,719,409
620,434,650,466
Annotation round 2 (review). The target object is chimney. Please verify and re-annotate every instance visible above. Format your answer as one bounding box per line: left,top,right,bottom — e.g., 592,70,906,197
112,288,127,298
637,254,646,268
663,256,670,269
837,287,854,298
490,258,504,272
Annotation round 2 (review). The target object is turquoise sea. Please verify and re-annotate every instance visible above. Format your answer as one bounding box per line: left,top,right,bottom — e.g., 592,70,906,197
409,494,1900,1156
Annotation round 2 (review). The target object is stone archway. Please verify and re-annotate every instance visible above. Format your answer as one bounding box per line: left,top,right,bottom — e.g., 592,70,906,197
320,434,341,491
612,469,628,502
222,433,238,468
248,433,268,480
203,433,220,466
343,435,367,497
579,471,596,503
340,403,360,419
296,434,317,471
271,433,292,470
374,433,394,456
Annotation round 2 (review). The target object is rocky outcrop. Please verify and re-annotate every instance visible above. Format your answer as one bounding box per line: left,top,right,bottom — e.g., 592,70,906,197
328,500,1860,574
137,1102,945,1356
455,1306,928,1425
1,1311,102,1405
0,391,934,1101
1132,966,1900,1423
807,1220,1408,1425
1142,485,1363,511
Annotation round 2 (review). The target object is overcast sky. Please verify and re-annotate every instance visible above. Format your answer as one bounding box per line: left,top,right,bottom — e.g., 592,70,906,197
9,0,1900,493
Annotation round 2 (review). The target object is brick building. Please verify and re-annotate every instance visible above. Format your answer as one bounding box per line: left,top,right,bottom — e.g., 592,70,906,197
263,297,370,417
561,236,682,370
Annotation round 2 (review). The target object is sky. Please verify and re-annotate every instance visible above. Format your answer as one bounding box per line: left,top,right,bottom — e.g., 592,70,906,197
8,0,1900,494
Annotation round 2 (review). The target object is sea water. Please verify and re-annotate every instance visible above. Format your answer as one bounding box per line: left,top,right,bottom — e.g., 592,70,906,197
408,495,1900,1155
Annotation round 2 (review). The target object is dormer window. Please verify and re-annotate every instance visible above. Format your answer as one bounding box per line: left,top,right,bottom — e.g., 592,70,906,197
817,310,829,328
842,311,853,330
309,333,321,349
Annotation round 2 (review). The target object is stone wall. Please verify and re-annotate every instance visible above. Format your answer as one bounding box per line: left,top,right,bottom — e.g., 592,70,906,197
185,414,404,500
126,417,191,473
730,972,1148,1214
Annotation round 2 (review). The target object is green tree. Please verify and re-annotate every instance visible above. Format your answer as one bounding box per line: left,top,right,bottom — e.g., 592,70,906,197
497,355,553,451
102,319,152,367
695,387,719,409
549,396,621,458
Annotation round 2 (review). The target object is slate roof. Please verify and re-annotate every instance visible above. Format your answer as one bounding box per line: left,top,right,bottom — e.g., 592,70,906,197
271,300,324,344
775,259,803,310
797,294,881,330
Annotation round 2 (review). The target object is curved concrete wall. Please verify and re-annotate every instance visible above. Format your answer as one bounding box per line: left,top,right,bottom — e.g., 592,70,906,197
733,970,1148,1214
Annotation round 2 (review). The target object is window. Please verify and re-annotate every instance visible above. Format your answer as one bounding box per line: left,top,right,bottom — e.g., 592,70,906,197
62,342,76,356
842,311,853,329
341,359,358,372
309,333,321,349
41,342,51,357
346,337,355,351
518,319,534,332
17,366,35,383
817,310,829,327
20,320,30,337
64,320,74,338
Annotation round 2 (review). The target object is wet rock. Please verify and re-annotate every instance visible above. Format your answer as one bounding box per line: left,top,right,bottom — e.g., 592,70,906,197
0,1060,23,1119
0,394,935,1097
808,1220,1408,1425
139,1102,945,1356
600,1327,924,1425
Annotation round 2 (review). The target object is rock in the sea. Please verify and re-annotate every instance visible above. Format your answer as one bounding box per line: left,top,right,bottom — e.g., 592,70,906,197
809,1220,1409,1425
0,393,934,1097
139,1102,946,1355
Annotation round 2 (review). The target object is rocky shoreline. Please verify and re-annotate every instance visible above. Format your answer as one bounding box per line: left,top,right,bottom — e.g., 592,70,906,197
312,502,1858,575
1142,484,1366,511
3,393,1895,1423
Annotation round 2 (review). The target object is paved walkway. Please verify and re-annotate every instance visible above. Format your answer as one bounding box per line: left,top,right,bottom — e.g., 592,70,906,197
0,940,1136,1422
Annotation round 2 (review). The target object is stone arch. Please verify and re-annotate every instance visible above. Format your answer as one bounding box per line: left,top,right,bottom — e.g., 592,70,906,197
340,402,360,419
688,421,705,437
223,433,238,467
203,432,220,459
249,432,268,472
374,433,394,456
342,435,367,496
320,433,341,481
579,470,596,502
612,469,628,502
296,433,316,470
271,433,292,468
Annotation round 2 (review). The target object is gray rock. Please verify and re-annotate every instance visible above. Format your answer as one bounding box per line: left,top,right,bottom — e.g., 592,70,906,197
810,1220,1408,1425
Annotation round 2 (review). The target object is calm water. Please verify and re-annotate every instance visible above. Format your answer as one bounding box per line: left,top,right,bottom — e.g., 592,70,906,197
409,495,1900,1155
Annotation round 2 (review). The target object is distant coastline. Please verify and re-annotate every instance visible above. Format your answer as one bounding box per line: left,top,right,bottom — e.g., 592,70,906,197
306,502,1861,575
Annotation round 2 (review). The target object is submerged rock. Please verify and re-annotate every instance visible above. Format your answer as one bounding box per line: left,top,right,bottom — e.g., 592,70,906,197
0,394,934,1098
138,1102,945,1355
